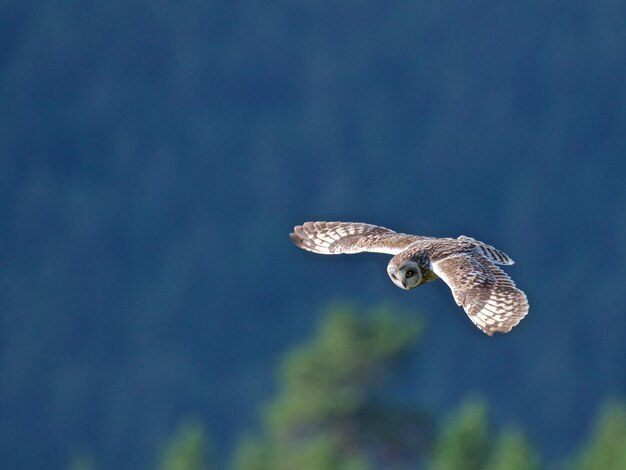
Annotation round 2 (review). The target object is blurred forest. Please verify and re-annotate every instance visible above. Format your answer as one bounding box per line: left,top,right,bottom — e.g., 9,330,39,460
69,307,626,470
1,0,625,469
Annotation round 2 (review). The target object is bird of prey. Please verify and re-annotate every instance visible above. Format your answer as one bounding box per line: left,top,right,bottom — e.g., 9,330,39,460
289,221,528,336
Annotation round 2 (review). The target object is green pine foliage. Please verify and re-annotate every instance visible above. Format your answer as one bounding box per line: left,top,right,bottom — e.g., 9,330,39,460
231,437,272,470
232,304,428,470
224,304,626,470
230,305,624,470
486,427,540,470
159,418,211,470
432,398,490,470
574,401,626,470
432,400,543,470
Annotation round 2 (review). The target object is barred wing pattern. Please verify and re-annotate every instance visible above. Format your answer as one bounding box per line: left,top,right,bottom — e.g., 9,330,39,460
289,222,418,255
431,254,528,336
457,235,515,265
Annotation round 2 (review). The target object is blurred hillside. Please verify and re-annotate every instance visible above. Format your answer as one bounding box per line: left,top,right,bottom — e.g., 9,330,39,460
1,0,625,468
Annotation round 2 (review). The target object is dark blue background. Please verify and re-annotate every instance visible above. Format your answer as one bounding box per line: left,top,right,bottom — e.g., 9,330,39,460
1,1,625,468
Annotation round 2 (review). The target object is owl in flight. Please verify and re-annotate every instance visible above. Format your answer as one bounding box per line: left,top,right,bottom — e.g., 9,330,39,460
289,222,528,336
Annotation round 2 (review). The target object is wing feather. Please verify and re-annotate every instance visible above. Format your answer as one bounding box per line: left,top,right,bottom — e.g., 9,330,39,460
457,235,515,265
431,253,528,336
289,221,418,255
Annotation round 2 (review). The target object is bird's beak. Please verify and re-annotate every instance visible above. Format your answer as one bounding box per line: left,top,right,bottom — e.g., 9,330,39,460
388,267,408,289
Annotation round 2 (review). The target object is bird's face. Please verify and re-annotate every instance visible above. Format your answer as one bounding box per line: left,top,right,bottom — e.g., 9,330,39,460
387,260,422,290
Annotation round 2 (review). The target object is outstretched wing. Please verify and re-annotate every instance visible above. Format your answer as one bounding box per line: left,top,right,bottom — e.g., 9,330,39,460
431,253,528,335
289,221,418,255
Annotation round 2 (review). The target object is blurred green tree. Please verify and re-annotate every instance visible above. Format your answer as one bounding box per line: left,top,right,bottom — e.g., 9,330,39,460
574,401,626,470
231,436,271,470
486,427,540,470
432,399,542,470
232,304,430,470
159,417,211,470
432,398,490,470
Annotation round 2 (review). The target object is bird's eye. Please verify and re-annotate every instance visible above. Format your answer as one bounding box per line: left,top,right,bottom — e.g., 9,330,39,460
405,270,414,278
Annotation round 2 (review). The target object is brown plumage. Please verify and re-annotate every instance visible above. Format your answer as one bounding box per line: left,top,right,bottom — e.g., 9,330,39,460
290,221,528,336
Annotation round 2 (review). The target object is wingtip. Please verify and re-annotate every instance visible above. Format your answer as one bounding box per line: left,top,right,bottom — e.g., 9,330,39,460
289,230,304,247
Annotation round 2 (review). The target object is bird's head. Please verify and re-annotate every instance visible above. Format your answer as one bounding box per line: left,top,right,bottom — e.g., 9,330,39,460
387,258,422,290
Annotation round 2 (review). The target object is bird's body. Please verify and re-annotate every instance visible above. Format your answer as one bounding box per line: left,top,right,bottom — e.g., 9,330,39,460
289,221,528,336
